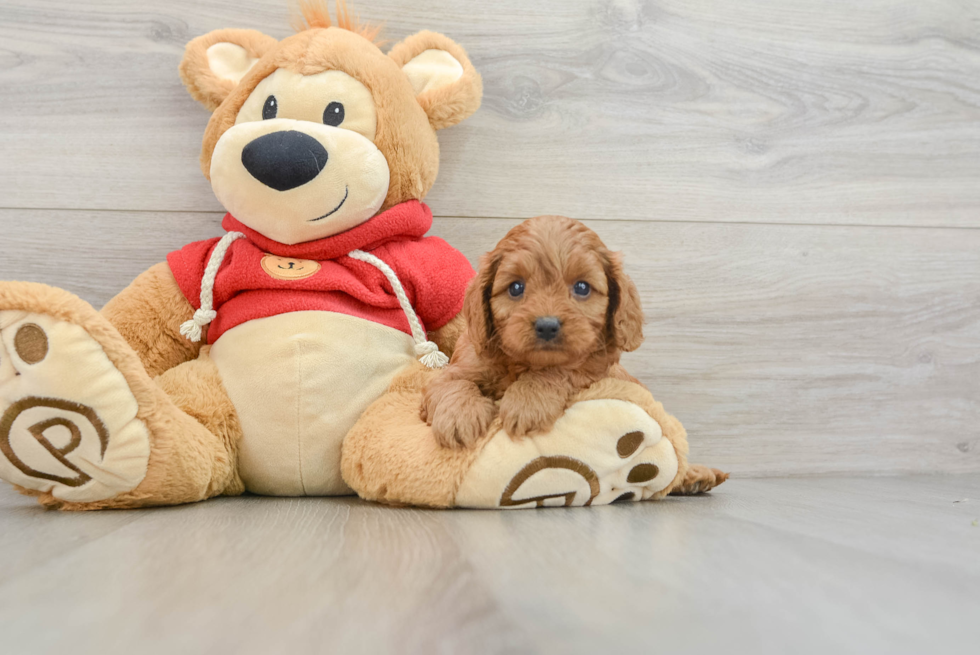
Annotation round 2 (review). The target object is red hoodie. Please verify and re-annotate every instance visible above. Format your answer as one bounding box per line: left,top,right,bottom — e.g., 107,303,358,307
167,201,474,344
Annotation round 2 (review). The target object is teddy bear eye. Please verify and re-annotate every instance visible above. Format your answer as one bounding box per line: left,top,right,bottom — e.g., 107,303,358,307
262,95,277,120
572,281,591,298
323,102,345,127
508,280,525,298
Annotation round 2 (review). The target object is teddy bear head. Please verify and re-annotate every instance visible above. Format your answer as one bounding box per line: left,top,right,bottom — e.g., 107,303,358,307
179,0,482,245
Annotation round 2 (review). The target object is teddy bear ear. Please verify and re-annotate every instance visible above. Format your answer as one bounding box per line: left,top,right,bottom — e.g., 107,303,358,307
179,29,279,112
388,30,483,130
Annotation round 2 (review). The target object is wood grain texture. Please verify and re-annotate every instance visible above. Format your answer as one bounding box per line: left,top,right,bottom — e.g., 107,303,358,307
0,0,978,226
2,208,978,476
0,475,977,655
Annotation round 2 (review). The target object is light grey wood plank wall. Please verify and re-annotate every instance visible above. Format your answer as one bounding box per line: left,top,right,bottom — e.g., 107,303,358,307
0,0,978,476
2,208,978,477
0,0,978,225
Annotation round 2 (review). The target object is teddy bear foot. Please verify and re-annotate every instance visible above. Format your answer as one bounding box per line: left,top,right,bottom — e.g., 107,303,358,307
455,398,679,508
0,286,151,504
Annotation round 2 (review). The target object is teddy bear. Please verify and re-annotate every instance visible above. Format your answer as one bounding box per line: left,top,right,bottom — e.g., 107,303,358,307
0,1,725,510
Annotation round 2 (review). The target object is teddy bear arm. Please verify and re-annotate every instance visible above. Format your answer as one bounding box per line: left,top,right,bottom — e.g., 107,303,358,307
100,262,202,378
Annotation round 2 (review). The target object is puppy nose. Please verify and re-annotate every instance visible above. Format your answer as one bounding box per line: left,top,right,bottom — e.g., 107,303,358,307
534,316,562,342
241,130,328,191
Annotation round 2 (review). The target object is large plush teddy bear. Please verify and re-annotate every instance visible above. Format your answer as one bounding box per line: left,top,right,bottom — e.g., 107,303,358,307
0,1,724,510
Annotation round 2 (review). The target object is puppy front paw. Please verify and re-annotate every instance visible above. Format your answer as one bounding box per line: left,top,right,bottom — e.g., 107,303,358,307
423,380,497,449
670,464,730,495
431,400,496,449
499,392,566,439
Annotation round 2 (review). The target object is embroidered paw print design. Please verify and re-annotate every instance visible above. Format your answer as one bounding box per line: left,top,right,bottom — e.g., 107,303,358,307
1,397,110,489
456,399,679,508
0,312,150,502
499,455,599,507
260,254,322,280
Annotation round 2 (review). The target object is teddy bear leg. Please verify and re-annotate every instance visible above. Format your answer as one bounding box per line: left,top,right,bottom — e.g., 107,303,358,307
456,399,680,508
342,365,483,508
455,377,718,508
0,282,242,509
344,366,725,509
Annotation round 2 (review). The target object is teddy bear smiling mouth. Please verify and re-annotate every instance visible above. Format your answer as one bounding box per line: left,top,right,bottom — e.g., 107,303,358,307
308,186,350,222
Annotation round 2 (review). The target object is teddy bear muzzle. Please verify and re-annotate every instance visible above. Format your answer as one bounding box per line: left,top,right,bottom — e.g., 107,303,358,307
209,117,390,245
241,130,329,192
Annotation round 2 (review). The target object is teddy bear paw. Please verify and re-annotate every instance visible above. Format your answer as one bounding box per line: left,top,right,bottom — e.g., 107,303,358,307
0,308,150,502
454,398,678,508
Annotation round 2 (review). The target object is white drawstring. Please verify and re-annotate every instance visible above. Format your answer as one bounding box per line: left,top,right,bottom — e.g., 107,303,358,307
179,231,246,343
347,249,449,369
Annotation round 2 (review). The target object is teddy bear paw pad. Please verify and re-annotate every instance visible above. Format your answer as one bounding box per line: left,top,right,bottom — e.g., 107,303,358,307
0,311,150,502
455,399,678,508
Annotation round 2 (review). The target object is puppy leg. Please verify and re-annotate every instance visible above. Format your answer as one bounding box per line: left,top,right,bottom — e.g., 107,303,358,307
499,370,570,439
422,377,497,449
669,463,729,495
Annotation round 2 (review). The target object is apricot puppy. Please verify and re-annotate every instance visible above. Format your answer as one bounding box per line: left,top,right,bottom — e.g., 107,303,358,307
421,216,644,448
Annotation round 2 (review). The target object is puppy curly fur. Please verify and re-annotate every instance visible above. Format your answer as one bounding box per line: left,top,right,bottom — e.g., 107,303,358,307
422,216,644,448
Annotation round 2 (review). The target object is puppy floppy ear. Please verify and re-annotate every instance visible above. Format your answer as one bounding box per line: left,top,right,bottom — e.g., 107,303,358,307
603,252,645,352
388,31,483,130
462,252,501,356
179,29,278,112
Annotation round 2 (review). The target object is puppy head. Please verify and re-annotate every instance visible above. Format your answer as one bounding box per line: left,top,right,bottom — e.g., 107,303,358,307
463,216,644,367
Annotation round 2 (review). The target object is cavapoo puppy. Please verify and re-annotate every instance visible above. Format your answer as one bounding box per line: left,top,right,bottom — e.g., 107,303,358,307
421,215,644,449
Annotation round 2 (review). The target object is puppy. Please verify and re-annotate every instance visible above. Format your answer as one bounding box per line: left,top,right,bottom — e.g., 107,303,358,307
421,215,644,449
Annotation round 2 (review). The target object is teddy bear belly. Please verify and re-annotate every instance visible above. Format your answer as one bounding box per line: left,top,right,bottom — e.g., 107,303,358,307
208,310,417,496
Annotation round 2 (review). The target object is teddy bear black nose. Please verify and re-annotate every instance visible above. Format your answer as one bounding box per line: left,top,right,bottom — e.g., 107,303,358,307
534,316,562,342
241,130,328,191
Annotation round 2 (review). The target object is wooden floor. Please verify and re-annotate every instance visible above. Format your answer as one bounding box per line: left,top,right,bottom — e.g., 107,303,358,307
0,475,976,654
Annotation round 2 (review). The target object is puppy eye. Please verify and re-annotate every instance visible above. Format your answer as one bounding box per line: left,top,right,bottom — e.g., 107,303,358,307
508,281,525,298
572,281,591,298
262,95,277,120
323,102,345,126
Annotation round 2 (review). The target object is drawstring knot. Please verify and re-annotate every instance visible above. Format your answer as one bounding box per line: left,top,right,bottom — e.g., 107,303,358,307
414,340,450,369
179,231,245,343
179,308,217,343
